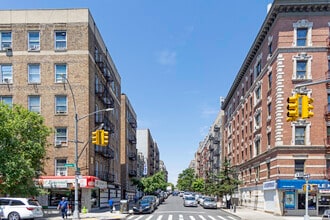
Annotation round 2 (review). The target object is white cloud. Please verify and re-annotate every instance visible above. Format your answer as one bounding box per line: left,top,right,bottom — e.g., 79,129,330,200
157,49,177,66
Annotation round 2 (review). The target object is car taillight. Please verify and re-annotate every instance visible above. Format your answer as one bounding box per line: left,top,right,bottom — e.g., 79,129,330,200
26,207,35,211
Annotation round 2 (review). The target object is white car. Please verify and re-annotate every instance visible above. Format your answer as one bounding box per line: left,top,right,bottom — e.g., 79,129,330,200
0,197,44,220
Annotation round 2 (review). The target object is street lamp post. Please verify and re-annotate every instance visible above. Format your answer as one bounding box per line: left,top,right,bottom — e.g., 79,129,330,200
61,75,113,219
304,173,310,220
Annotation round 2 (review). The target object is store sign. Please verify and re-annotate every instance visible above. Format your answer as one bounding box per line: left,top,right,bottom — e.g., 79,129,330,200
95,180,107,189
263,180,276,190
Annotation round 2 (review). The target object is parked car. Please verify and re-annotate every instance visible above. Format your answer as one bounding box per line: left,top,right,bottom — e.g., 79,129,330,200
132,198,154,214
183,196,198,207
322,209,330,220
201,197,217,209
141,195,158,210
0,197,44,220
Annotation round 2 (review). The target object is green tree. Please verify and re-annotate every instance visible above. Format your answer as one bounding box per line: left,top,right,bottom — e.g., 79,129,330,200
191,178,204,193
0,103,51,196
141,171,167,195
176,168,195,191
216,158,241,208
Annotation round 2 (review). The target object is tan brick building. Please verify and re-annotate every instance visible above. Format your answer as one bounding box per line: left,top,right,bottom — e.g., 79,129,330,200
221,0,330,216
120,94,137,200
0,9,123,210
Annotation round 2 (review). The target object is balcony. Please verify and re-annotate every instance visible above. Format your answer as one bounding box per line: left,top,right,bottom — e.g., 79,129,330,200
213,126,220,132
128,152,137,160
128,118,137,128
95,146,114,159
129,170,137,177
128,135,136,144
97,171,115,182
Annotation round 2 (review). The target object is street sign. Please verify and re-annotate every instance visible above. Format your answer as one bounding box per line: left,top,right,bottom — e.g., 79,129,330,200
64,163,75,167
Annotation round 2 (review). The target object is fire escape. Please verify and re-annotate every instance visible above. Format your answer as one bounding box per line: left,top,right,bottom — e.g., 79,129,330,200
325,37,330,154
94,48,116,182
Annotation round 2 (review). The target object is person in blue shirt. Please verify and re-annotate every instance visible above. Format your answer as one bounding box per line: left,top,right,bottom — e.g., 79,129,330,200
109,198,114,213
57,197,68,219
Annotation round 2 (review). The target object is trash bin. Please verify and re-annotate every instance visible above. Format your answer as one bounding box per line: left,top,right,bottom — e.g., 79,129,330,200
120,200,128,213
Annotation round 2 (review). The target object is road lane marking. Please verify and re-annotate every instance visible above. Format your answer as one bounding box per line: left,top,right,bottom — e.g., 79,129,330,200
198,215,207,220
157,215,163,220
208,215,216,220
146,215,154,220
189,216,196,220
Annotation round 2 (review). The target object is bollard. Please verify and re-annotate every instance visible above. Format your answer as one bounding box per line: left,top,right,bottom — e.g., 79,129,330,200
233,204,236,213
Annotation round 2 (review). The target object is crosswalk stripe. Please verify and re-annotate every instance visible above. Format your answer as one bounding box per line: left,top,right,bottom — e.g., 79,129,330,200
198,215,207,220
227,216,238,220
156,215,163,220
168,214,173,220
208,215,216,220
217,216,227,220
179,214,184,220
189,216,196,220
145,215,153,220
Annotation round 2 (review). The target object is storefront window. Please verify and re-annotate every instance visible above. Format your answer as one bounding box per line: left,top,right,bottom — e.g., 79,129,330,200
91,189,99,208
298,193,316,210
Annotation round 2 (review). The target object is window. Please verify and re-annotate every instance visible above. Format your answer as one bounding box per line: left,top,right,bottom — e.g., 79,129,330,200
255,86,261,103
55,31,67,50
55,127,67,146
297,28,307,46
267,103,271,117
295,159,305,174
255,139,260,156
55,64,66,82
255,113,261,127
268,42,273,56
0,96,12,107
268,72,272,90
28,64,40,83
255,61,261,77
0,32,11,50
28,96,40,113
28,31,40,51
1,64,12,83
55,95,67,114
296,60,307,79
293,20,313,47
255,166,260,181
295,127,306,145
55,159,67,176
267,132,271,147
267,162,271,179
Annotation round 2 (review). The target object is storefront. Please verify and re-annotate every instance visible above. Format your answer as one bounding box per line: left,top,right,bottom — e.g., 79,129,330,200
36,176,107,211
277,179,330,216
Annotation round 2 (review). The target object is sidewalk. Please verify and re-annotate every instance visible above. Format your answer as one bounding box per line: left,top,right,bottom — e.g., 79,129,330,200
224,206,322,220
44,208,130,220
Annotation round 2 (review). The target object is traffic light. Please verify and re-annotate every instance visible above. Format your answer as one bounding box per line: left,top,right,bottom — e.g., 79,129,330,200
103,130,109,146
92,130,100,145
301,95,314,119
286,94,299,122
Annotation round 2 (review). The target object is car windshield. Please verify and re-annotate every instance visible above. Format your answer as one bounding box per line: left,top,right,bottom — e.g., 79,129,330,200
204,197,215,202
140,199,150,205
185,197,195,200
324,209,330,215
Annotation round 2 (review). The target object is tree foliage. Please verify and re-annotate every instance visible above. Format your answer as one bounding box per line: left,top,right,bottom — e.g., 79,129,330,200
141,171,167,195
191,178,204,193
176,168,196,191
216,158,242,197
0,103,51,196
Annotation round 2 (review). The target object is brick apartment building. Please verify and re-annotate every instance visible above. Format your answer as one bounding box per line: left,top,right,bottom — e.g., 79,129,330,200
221,0,330,216
0,9,124,210
120,94,137,200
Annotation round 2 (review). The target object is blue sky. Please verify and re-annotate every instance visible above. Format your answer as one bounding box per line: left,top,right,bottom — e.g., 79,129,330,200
1,0,272,185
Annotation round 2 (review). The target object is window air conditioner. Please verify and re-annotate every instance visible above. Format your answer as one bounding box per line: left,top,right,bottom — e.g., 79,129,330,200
294,172,305,178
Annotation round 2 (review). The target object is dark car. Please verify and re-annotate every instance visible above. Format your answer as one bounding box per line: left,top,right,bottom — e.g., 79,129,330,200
132,198,154,214
141,195,157,210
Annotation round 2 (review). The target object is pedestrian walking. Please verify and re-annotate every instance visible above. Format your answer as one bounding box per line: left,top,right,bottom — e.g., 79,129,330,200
109,198,114,213
57,197,68,219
